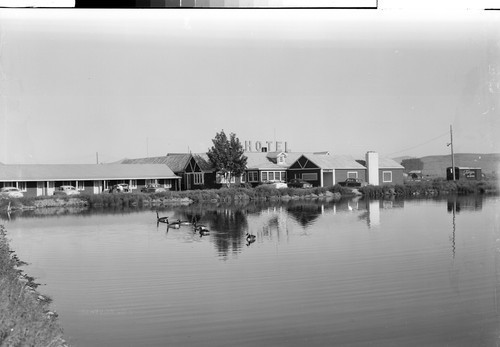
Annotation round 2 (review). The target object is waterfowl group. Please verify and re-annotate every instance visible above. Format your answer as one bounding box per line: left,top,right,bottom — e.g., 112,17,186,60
156,213,211,235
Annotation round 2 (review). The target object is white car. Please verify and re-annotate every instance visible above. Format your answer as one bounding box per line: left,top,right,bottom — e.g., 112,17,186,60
261,181,288,189
54,185,80,196
0,187,24,198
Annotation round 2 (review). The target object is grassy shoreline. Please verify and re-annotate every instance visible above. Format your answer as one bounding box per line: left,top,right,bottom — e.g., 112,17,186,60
0,225,67,347
1,179,498,211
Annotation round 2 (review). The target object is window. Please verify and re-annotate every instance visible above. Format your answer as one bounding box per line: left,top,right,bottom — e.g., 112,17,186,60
77,181,85,191
17,182,27,192
247,171,259,182
129,180,137,189
383,171,392,182
194,173,204,185
240,173,246,183
302,173,318,181
260,171,286,182
347,172,358,179
277,155,285,164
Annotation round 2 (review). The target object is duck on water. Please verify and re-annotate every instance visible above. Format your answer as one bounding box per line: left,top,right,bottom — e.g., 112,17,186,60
193,222,210,236
246,233,256,243
156,211,169,224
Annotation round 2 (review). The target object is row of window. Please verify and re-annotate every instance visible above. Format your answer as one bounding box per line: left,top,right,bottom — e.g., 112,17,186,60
217,171,287,184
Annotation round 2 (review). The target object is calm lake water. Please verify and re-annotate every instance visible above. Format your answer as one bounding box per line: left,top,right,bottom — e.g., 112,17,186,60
3,196,500,347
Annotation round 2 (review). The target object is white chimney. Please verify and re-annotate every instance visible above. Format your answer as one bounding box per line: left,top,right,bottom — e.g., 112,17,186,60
366,151,379,186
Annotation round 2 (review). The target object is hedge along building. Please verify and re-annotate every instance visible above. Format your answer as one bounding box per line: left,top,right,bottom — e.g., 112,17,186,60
0,164,181,197
120,153,216,190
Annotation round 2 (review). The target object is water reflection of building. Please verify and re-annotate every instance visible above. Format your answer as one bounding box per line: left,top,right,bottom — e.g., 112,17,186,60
357,198,405,229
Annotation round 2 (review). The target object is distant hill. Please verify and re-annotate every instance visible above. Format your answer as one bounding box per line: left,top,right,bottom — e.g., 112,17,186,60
393,153,500,178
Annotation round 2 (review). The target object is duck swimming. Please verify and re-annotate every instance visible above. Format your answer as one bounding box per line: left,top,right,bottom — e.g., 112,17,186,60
156,211,169,223
193,221,208,232
165,218,181,229
246,233,256,243
199,229,210,236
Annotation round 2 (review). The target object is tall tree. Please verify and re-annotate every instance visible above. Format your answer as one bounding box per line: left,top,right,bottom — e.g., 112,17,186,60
207,130,247,187
401,158,424,172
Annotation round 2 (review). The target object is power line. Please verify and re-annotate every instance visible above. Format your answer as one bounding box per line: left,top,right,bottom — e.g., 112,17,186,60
387,131,450,156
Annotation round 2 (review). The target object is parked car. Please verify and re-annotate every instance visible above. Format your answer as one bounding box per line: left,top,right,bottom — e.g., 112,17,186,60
338,178,365,187
0,187,24,198
54,185,80,196
109,183,130,193
261,181,288,189
288,179,313,188
140,184,167,193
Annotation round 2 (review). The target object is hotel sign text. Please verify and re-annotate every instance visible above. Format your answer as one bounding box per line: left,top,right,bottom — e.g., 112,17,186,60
244,141,289,152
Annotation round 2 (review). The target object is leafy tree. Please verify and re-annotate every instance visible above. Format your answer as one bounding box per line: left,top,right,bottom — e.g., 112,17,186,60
207,130,248,187
401,158,424,172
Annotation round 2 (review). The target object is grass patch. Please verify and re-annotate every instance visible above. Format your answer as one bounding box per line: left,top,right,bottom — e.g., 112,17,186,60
360,178,498,198
0,225,67,346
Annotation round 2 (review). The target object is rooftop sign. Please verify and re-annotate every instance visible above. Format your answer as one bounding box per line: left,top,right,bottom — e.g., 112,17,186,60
244,140,289,153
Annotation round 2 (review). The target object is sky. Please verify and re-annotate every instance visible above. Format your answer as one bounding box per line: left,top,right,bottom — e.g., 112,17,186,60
0,3,499,164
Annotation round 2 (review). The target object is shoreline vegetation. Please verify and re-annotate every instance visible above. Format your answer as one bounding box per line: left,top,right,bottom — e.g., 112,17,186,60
0,225,67,347
0,179,498,212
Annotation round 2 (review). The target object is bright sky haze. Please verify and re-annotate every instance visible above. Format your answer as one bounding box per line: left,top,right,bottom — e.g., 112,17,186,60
0,7,499,164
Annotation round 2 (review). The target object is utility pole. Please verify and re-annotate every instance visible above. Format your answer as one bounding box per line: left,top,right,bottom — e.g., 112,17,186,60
448,125,456,181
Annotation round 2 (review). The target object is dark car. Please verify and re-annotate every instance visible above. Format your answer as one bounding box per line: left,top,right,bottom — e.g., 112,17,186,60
140,184,167,193
288,179,313,188
339,178,365,187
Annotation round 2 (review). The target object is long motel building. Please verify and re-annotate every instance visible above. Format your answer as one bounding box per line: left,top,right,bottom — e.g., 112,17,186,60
0,164,181,197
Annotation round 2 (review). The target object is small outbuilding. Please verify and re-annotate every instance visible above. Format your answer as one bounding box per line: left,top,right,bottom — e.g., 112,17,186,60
446,167,482,181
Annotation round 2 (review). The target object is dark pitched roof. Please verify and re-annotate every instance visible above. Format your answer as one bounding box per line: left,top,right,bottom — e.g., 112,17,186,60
192,153,215,172
119,153,215,172
0,164,179,181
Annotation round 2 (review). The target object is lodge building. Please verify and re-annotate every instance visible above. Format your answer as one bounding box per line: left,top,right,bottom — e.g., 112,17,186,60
0,151,404,196
119,153,216,190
